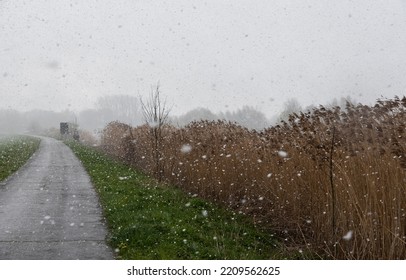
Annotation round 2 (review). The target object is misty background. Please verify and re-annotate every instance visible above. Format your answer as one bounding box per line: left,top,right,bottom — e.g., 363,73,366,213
1,0,406,134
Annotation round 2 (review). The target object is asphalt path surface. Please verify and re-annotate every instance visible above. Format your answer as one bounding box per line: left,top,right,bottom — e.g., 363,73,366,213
0,137,114,259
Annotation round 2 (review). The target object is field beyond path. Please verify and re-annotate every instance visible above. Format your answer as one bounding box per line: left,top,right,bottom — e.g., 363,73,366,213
0,137,113,259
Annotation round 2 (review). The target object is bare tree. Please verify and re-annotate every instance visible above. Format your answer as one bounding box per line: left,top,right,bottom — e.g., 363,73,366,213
171,107,218,127
223,106,270,130
278,98,303,122
140,84,171,181
96,94,142,126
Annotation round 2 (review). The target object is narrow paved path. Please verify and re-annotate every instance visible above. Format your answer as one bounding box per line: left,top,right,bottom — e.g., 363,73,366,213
0,137,113,259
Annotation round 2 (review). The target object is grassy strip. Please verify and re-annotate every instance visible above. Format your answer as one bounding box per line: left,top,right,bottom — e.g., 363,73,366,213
0,135,41,181
66,141,281,260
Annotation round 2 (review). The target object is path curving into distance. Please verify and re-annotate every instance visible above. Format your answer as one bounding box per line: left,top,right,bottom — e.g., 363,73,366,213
0,137,113,259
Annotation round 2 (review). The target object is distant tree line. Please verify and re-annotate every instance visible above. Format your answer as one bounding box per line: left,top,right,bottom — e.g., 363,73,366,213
0,93,358,136
170,106,270,130
171,96,358,130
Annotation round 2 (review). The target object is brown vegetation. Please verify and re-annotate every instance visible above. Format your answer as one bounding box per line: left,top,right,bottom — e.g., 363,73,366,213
101,97,406,259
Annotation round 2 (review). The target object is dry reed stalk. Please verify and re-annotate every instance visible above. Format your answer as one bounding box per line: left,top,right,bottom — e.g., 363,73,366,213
100,97,406,259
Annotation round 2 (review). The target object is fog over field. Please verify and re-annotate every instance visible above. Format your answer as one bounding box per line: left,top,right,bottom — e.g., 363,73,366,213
1,0,406,132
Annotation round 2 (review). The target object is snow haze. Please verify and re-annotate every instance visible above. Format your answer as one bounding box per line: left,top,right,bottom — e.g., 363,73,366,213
1,0,406,118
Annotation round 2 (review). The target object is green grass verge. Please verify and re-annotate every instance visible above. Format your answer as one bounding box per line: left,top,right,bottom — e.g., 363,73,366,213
0,135,41,181
66,141,281,260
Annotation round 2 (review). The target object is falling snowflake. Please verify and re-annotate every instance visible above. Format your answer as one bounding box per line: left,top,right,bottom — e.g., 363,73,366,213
180,144,192,153
343,230,353,241
278,151,288,158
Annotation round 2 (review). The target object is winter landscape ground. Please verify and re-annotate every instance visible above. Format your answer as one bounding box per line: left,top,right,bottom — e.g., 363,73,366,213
0,96,405,260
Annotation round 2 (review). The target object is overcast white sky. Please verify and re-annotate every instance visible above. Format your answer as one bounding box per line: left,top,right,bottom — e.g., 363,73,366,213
1,0,406,117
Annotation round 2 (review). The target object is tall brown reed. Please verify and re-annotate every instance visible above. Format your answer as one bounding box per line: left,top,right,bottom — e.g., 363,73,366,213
101,97,406,259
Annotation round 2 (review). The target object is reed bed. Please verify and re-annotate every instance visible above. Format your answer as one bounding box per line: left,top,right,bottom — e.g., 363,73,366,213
101,97,406,259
